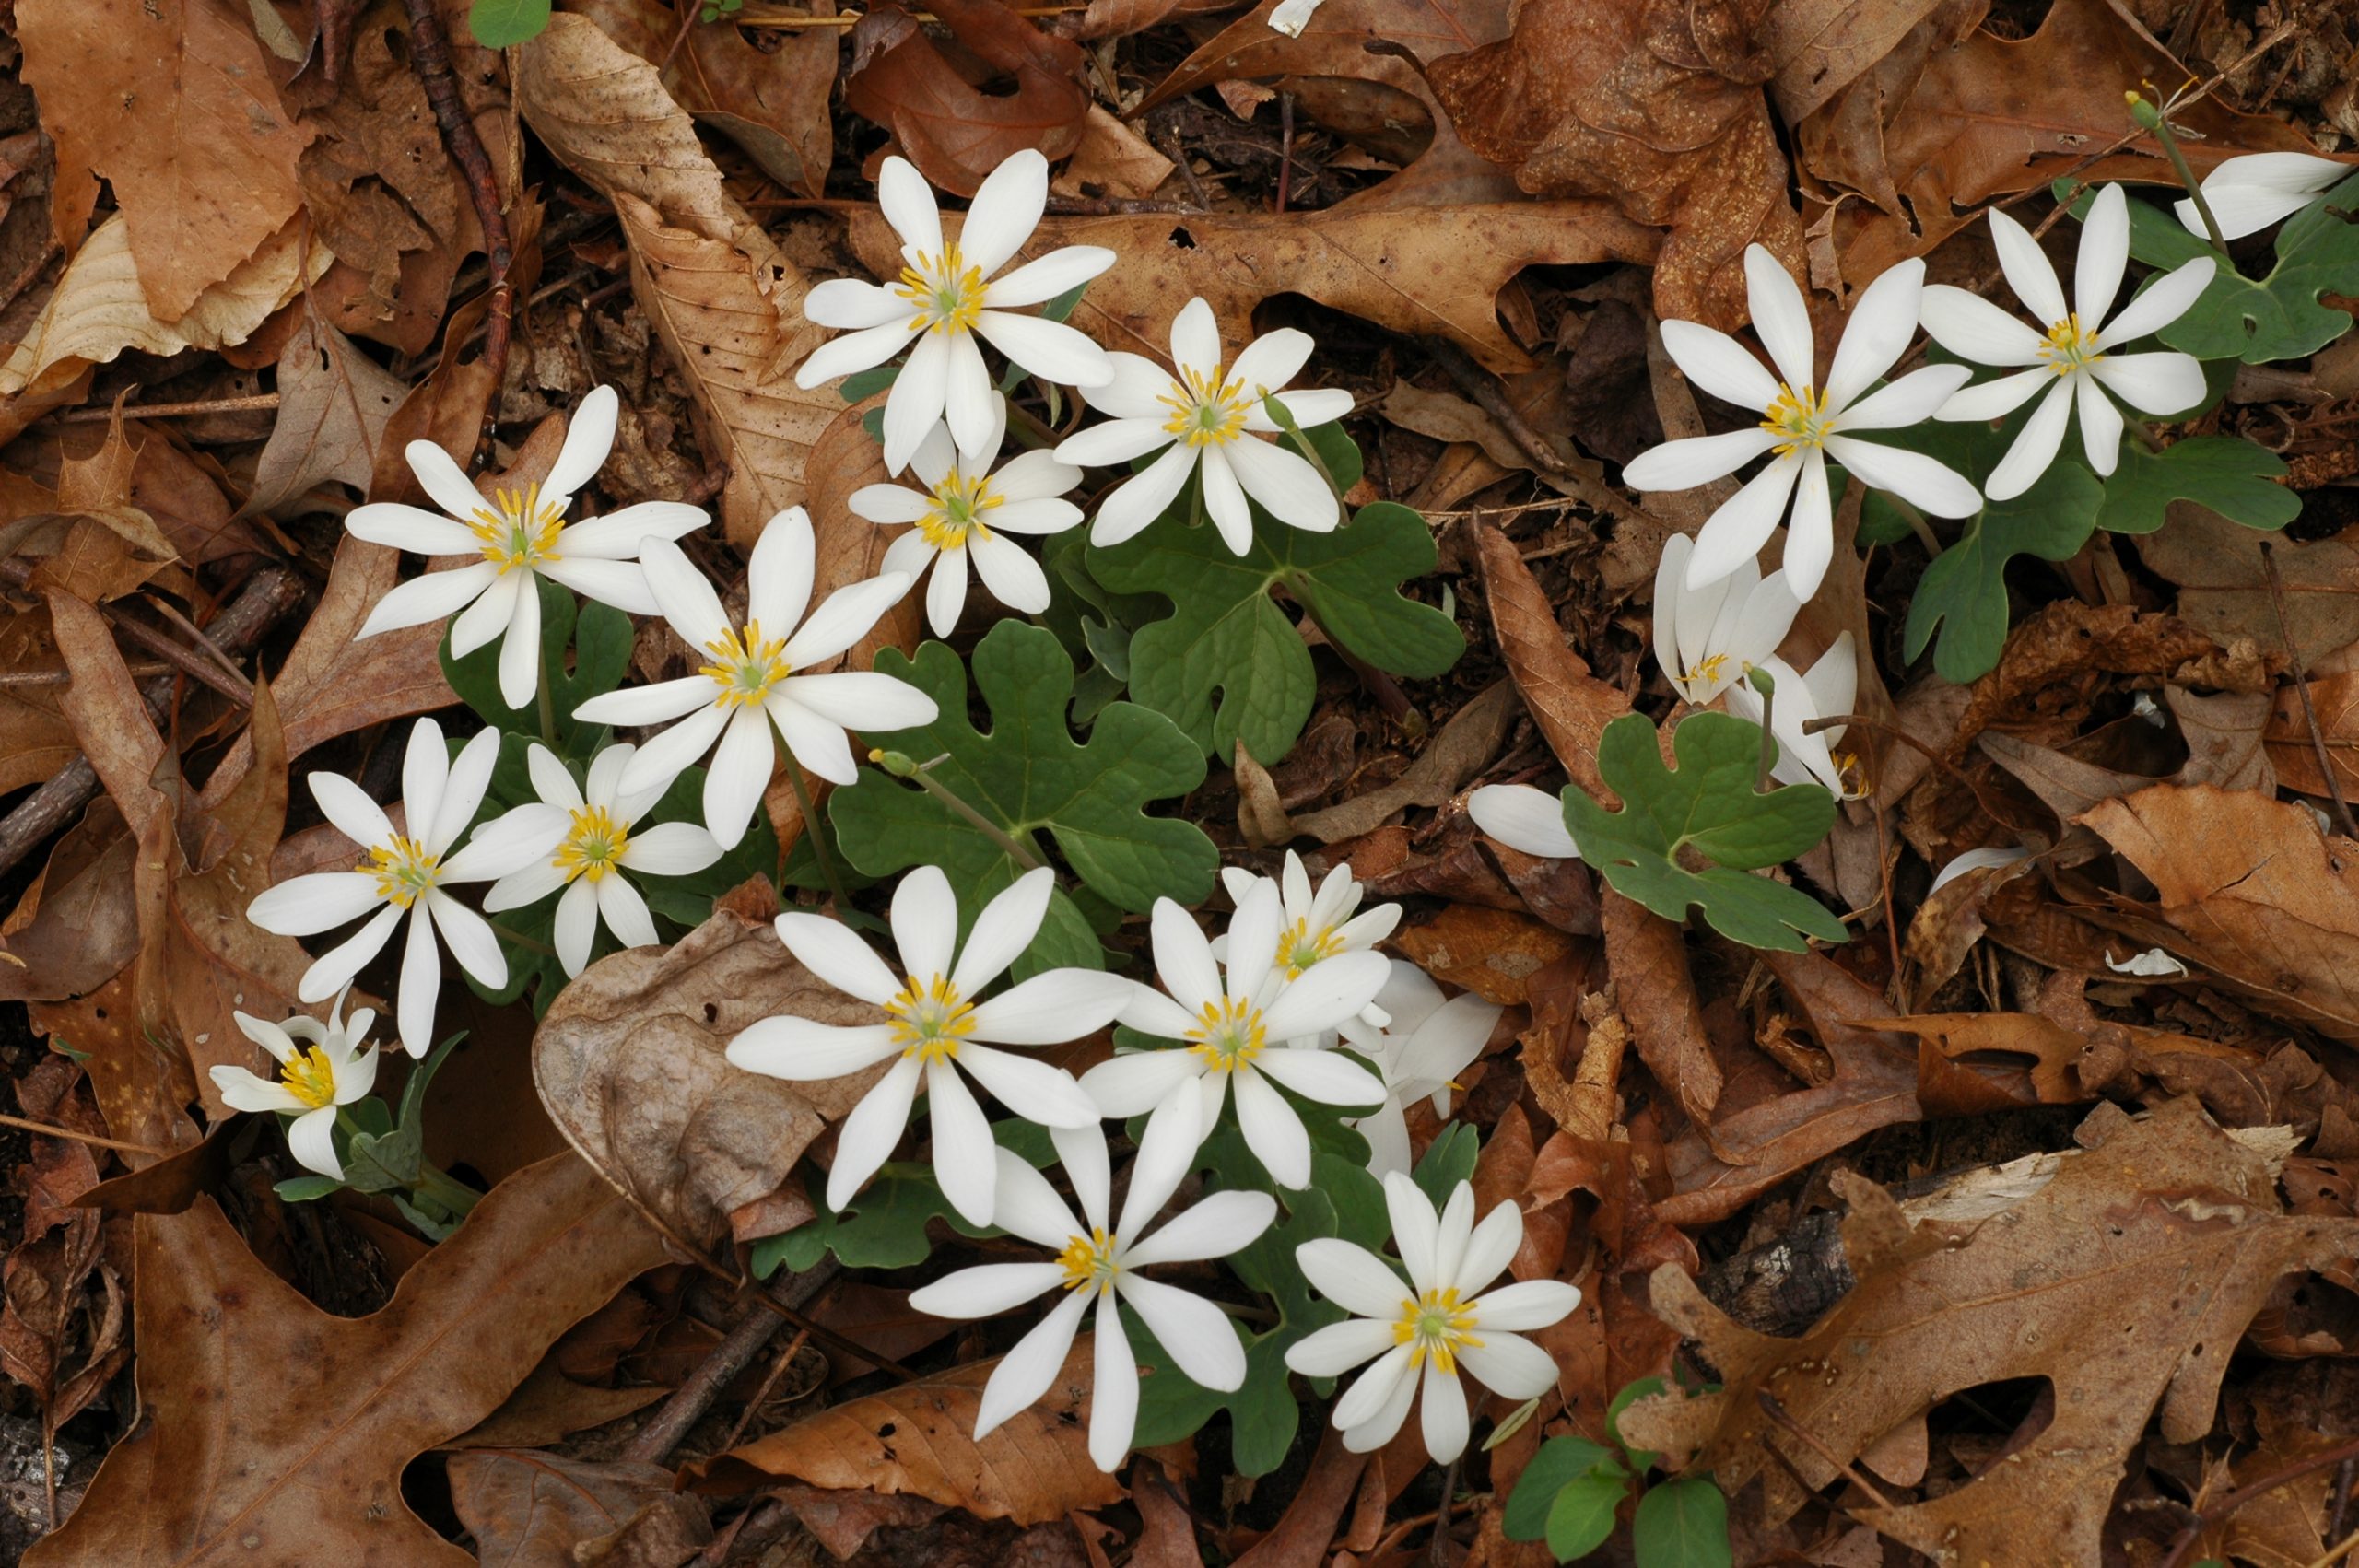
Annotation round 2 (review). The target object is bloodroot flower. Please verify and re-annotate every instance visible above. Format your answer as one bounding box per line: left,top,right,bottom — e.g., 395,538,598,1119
910,1125,1277,1471
1287,1174,1579,1463
2174,151,2350,240
1652,534,1801,708
728,866,1131,1227
347,386,710,708
208,987,380,1180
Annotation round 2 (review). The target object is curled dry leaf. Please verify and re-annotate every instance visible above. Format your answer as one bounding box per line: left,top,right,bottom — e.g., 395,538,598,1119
239,314,405,520
1287,679,1518,844
1469,520,1629,802
1623,1098,2359,1567
844,0,1092,193
23,1153,667,1568
691,1335,1123,1525
447,1450,712,1567
2137,509,2359,669
533,909,883,1257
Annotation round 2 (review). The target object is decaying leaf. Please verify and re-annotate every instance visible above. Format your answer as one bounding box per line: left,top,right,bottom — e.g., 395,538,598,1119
533,909,883,1255
448,1450,712,1566
24,1153,667,1568
240,315,405,519
1623,1098,2359,1566
843,0,1093,193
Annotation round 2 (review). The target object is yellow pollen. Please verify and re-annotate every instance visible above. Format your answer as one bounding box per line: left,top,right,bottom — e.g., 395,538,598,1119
2038,313,2102,375
1759,382,1832,455
893,243,987,336
1391,1286,1483,1375
1685,652,1731,689
698,622,792,709
1835,751,1872,798
1186,995,1266,1072
365,836,442,910
886,973,978,1064
1274,917,1344,977
278,1044,340,1110
468,481,566,573
917,470,1003,551
1157,367,1256,449
554,805,628,884
1057,1227,1121,1295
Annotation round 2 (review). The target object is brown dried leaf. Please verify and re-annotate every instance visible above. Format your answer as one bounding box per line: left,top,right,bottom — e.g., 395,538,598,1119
1602,888,1719,1124
0,605,78,798
844,0,1092,193
533,910,882,1257
0,802,141,1004
1391,903,1576,1005
447,1450,711,1568
1289,680,1517,844
240,315,406,518
692,1336,1124,1524
1761,0,1954,124
1469,521,1629,802
23,1153,666,1568
1624,1098,2359,1566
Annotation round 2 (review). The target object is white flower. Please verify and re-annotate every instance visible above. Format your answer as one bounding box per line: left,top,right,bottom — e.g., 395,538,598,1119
1723,633,1859,799
1624,247,1978,600
1080,883,1389,1196
1286,1173,1579,1462
1653,533,1800,707
245,720,563,1056
795,150,1116,475
728,865,1131,1227
2175,152,2350,241
1920,186,2215,499
569,507,935,849
1466,785,1580,861
478,743,724,977
208,986,380,1180
1216,851,1402,1048
909,1124,1277,1471
2106,946,2189,977
1926,844,2029,896
850,397,1084,637
1055,297,1355,556
346,386,711,709
1355,964,1499,1178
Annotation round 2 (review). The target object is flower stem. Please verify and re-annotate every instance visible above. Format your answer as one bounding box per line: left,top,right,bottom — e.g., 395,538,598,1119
1262,392,1345,502
1883,494,1943,558
2127,89,2229,261
487,919,558,958
2129,418,2168,454
786,764,859,915
1747,667,1778,793
412,1161,483,1219
869,749,1045,872
535,632,559,750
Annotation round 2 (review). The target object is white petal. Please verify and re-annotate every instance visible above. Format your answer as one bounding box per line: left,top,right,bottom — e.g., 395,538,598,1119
983,244,1116,309
495,571,543,710
1622,427,1781,492
1384,1170,1441,1293
775,913,901,1004
1835,363,1971,431
971,1288,1089,1440
990,449,1084,506
1088,1297,1137,1472
768,696,858,787
968,532,1050,614
1169,297,1222,385
1684,452,1802,588
1332,1340,1415,1432
1149,897,1222,1012
1916,285,2047,368
923,544,968,636
309,774,395,853
286,1106,344,1180
973,312,1113,389
1087,443,1198,547
297,903,402,1002
1117,983,1203,1041
401,716,450,848
2087,351,2208,415
1118,1274,1246,1392
2073,184,2129,329
442,803,568,883
345,502,481,558
850,483,933,526
909,1262,1066,1319
944,335,998,464
546,385,616,503
538,558,659,617
553,876,598,977
1823,257,1922,412
1824,436,1980,520
1261,950,1390,1041
1743,245,1816,394
990,1147,1085,1248
1253,1046,1384,1108
805,276,910,330
1469,1278,1583,1330
429,729,501,855
1223,881,1282,1006
424,890,504,988
1285,1317,1396,1378
890,863,957,983
1123,1188,1276,1267
1982,378,2075,501
595,873,658,950
727,1017,900,1080
1938,367,2049,423
748,507,816,636
956,1046,1098,1129
945,871,1050,996
775,672,938,733
882,333,951,476
927,1059,998,1226
1418,1360,1470,1463
793,320,915,390
1051,1124,1112,1235
968,969,1133,1046
2179,167,2340,240
574,674,716,731
395,905,441,1057
1456,1329,1564,1401
1467,784,1579,860
779,574,910,668
878,155,944,259
1245,386,1353,432
614,824,719,882
640,538,731,651
358,562,499,638
448,568,521,659
1452,1199,1523,1299
1082,1046,1203,1117
1658,320,1780,408
611,703,731,807
827,1055,923,1209
1341,1352,1420,1454
233,1012,299,1063
211,1067,307,1115
1079,354,1181,422
558,501,710,561
1988,205,2070,327
961,148,1050,278
701,708,777,848
1227,329,1315,396
2074,372,2125,474
249,870,384,937
1224,438,1338,533
1298,1235,1407,1318
406,439,489,521
1234,1069,1311,1188
1198,446,1253,556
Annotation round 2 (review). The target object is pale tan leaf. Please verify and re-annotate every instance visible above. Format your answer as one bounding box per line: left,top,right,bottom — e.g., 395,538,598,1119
241,316,408,518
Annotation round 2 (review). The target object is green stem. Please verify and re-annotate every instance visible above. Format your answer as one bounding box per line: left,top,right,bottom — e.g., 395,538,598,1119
2130,418,2167,453
787,763,858,915
1262,392,1345,502
1884,494,1942,559
869,749,1045,872
1748,667,1778,793
535,635,559,750
412,1161,483,1219
487,920,557,958
2128,90,2229,261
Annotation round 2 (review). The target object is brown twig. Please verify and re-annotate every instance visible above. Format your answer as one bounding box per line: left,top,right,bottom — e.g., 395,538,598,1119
1276,92,1296,216
55,393,283,425
1756,1390,1896,1512
399,0,511,451
0,1110,170,1159
1426,1452,1461,1566
2159,1433,2359,1568
2259,540,2359,837
622,1258,841,1465
1,558,256,709
2332,1455,2356,1544
717,1324,812,1454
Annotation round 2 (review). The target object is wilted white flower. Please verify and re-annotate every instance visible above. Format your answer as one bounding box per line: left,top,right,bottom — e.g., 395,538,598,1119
1287,1174,1579,1462
1653,533,1801,707
910,1125,1276,1470
850,397,1084,637
1216,851,1402,1047
346,386,710,708
208,986,380,1180
2105,946,2189,977
2175,152,2350,240
570,508,934,849
1056,297,1355,556
1355,964,1499,1178
246,720,562,1056
1466,785,1579,861
729,866,1130,1226
1080,883,1388,1196
1921,186,2215,498
1926,844,2030,896
1723,633,1859,799
795,150,1115,474
1625,247,1978,600
479,743,723,977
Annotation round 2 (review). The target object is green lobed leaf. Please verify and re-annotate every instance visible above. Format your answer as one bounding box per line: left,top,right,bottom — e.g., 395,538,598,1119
2092,434,2298,535
1410,1121,1481,1209
1631,1479,1731,1568
468,0,551,45
1504,1436,1626,1540
1548,1474,1630,1562
829,620,1216,976
1561,714,1845,953
1086,501,1462,766
751,1120,1056,1274
2066,173,2359,364
1901,457,2104,683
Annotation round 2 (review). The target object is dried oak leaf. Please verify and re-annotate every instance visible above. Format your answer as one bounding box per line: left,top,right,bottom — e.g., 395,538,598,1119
533,909,881,1257
1426,0,1804,330
1622,1098,2359,1566
691,1335,1123,1524
844,0,1091,194
23,1153,666,1568
448,1451,712,1567
240,315,405,519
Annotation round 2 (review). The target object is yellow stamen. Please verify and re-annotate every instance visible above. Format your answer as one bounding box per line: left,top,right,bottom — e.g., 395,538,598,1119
1057,1227,1121,1295
698,621,792,709
917,470,1003,551
279,1044,340,1110
893,243,987,336
1157,366,1256,449
886,973,978,1064
1391,1286,1483,1376
467,481,566,573
1758,382,1832,456
1685,652,1730,689
1186,995,1266,1072
2038,313,2103,375
1274,917,1344,978
554,804,629,884
365,836,442,910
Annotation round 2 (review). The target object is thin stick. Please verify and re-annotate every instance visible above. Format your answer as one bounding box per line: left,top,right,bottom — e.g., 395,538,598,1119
2129,88,2229,256
0,559,254,709
2159,1433,2359,1568
717,1324,812,1454
2259,540,2359,837
0,661,169,687
623,1258,840,1465
2330,1454,2354,1543
787,764,863,910
734,3,1081,20
0,1110,170,1159
1426,1453,1460,1566
400,0,511,451
55,392,283,425
139,592,257,686
2306,1524,2359,1568
1756,1391,1895,1512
